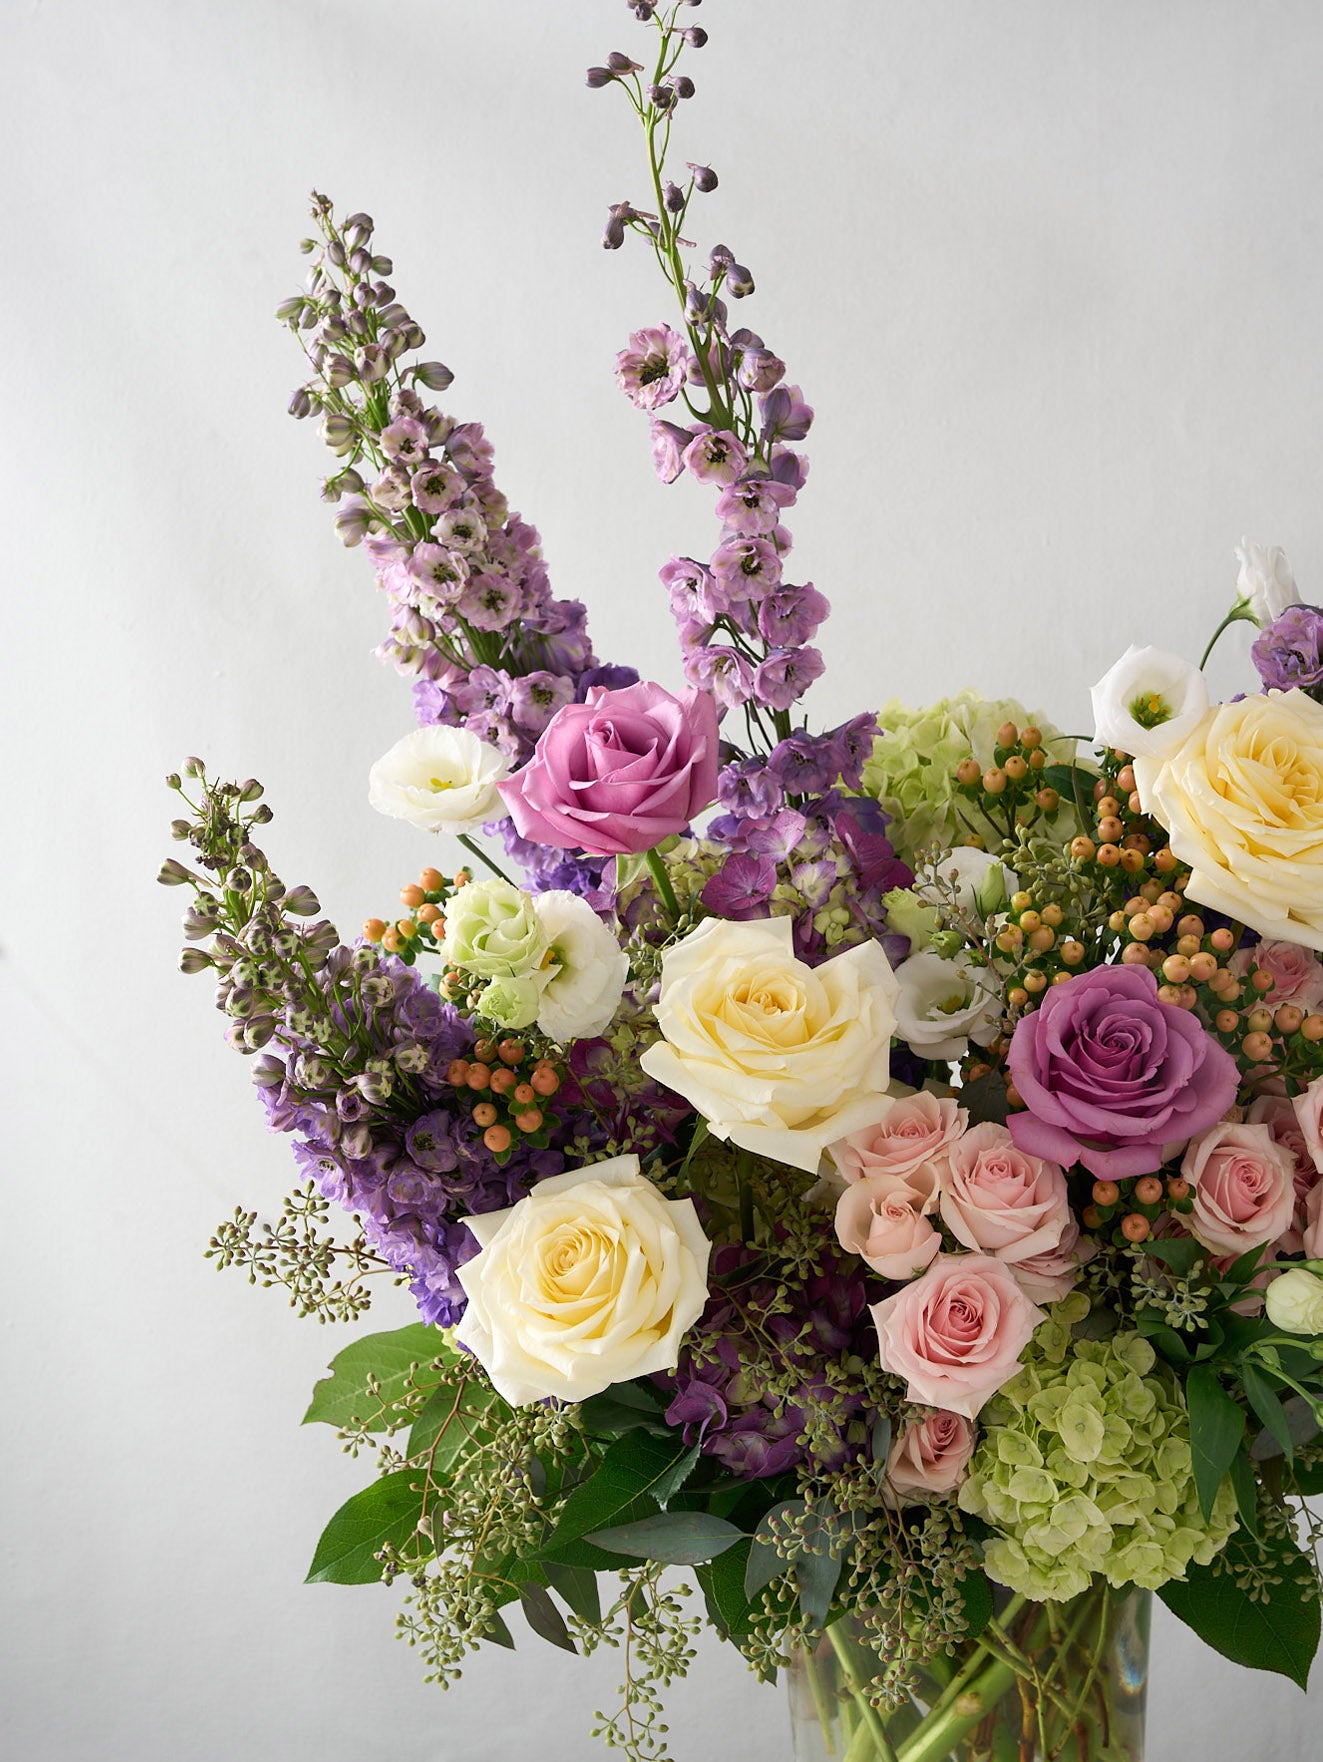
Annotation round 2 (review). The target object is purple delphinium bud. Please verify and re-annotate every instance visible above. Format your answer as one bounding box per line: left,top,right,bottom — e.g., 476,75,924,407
586,65,615,88
1251,604,1323,693
614,324,691,410
647,82,676,110
725,263,754,297
287,385,314,418
769,447,809,492
687,161,717,190
711,535,782,599
333,497,373,547
651,419,693,484
682,427,748,486
757,584,829,649
701,852,777,921
671,74,695,100
717,757,785,819
412,360,454,390
753,647,826,713
736,346,785,393
714,476,797,536
760,383,814,442
664,181,685,214
602,201,638,250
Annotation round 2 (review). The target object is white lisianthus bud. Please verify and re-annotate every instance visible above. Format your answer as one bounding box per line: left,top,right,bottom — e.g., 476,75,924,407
1235,539,1299,627
1089,645,1209,762
1265,1267,1323,1336
455,1155,711,1406
368,725,510,834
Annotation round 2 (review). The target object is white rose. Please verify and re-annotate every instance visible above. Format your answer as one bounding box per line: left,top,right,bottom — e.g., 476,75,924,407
1089,645,1209,761
454,1155,710,1405
1134,690,1323,951
638,915,899,1173
532,890,630,1042
894,951,1001,1062
1235,539,1299,627
368,725,510,834
1264,1266,1323,1336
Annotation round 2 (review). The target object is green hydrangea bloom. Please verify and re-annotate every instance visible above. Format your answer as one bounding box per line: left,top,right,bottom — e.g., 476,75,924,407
958,1327,1238,1601
861,690,1074,862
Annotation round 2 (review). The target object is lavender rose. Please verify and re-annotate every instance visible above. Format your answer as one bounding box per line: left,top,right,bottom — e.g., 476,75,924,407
1006,965,1239,1180
497,680,720,857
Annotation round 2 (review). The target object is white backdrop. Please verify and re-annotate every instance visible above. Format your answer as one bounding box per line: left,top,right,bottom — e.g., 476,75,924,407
6,1,1323,1757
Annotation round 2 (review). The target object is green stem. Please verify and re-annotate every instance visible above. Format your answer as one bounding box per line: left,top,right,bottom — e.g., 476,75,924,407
1199,602,1255,669
457,834,513,885
644,845,681,922
894,1655,1019,1762
826,1624,900,1762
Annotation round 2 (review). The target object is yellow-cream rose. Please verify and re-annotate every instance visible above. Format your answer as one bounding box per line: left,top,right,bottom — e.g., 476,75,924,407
1134,690,1323,950
454,1156,710,1406
638,915,899,1173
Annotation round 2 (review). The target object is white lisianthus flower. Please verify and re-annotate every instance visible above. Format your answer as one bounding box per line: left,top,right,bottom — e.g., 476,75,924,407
1264,1266,1323,1336
1235,538,1299,627
531,890,630,1042
455,1155,711,1406
638,915,899,1173
894,951,1001,1062
1089,645,1209,762
368,725,510,833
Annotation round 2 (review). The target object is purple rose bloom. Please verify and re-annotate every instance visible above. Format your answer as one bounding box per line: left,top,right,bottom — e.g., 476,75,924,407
1252,604,1323,694
1006,965,1240,1179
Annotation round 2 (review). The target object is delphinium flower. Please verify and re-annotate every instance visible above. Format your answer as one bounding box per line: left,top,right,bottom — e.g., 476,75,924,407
1251,603,1323,697
589,14,824,758
280,196,635,770
160,764,609,1326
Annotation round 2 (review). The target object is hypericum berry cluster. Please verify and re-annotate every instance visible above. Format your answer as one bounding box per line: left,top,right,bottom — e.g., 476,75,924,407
1082,1172,1195,1248
443,1038,563,1163
1068,755,1177,880
952,720,1063,847
363,864,470,965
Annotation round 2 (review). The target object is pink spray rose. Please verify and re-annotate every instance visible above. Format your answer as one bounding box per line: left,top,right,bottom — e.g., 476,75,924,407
871,1253,1046,1419
1229,939,1323,1012
835,1172,941,1281
937,1122,1071,1266
827,1093,968,1185
1006,964,1239,1180
1008,1218,1094,1305
497,681,720,857
1248,1094,1318,1214
1304,1182,1323,1260
885,1410,977,1506
1181,1120,1297,1255
1291,1074,1323,1181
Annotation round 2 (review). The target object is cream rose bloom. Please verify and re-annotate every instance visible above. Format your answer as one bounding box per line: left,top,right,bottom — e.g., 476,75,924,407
368,725,510,833
455,1156,710,1406
639,915,899,1173
1134,690,1323,950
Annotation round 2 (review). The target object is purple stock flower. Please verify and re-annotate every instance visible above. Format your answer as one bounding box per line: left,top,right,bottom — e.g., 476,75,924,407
753,646,825,711
700,851,777,920
614,324,691,411
1252,605,1323,693
757,583,829,648
682,427,749,485
714,476,797,536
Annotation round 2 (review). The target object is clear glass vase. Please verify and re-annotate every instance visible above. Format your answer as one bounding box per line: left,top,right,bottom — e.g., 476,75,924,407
787,1584,1150,1762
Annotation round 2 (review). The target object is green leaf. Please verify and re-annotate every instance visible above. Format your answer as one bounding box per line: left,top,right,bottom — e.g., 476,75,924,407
1229,1449,1261,1540
1241,1363,1295,1462
542,1559,601,1625
586,1511,744,1566
744,1500,806,1600
1250,1394,1322,1462
305,1469,430,1585
795,1546,842,1629
1187,1364,1244,1521
303,1324,453,1431
959,1070,1009,1127
1160,1527,1320,1689
484,1609,516,1650
541,1431,696,1570
652,1443,700,1508
519,1583,577,1654
869,1415,893,1483
959,1570,994,1641
696,1537,756,1637
1134,1310,1191,1365
578,1379,672,1440
1143,1236,1206,1279
407,1376,507,1476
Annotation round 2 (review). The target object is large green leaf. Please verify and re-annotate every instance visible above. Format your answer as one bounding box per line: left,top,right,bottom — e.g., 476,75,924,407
586,1511,744,1566
696,1537,756,1637
744,1499,807,1600
542,1559,602,1625
305,1469,431,1585
303,1324,453,1431
1160,1528,1320,1690
519,1583,577,1654
541,1431,696,1570
578,1379,673,1440
1186,1364,1244,1521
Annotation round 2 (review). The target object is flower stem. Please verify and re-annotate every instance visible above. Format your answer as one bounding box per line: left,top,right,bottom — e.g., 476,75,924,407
457,833,513,885
644,845,681,922
1199,602,1254,670
893,1654,1019,1762
825,1624,900,1762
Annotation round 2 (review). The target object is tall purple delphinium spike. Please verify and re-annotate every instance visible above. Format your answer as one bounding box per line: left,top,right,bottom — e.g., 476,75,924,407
280,196,635,771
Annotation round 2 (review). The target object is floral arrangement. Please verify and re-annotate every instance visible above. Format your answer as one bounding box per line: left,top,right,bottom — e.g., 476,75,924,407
162,6,1323,1758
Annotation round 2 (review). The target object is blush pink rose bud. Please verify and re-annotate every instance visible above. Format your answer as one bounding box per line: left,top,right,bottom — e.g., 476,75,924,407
1181,1120,1298,1255
497,680,720,857
827,1092,968,1185
835,1173,941,1280
871,1252,1046,1419
937,1121,1071,1266
885,1410,977,1506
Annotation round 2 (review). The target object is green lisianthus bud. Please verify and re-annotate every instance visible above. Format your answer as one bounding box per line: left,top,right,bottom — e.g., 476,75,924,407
441,878,548,979
477,974,543,1031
